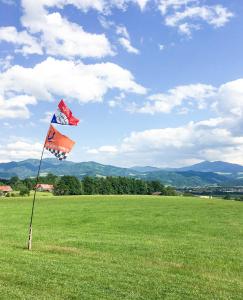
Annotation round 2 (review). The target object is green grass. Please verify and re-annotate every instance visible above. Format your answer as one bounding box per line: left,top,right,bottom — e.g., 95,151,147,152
0,195,242,299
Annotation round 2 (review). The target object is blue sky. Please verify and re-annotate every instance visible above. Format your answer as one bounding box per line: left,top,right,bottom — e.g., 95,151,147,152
0,0,243,167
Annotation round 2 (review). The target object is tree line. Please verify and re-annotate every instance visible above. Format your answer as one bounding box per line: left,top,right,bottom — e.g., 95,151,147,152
0,174,176,196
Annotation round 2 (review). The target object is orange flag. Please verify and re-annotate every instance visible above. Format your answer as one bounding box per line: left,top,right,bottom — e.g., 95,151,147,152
44,125,75,160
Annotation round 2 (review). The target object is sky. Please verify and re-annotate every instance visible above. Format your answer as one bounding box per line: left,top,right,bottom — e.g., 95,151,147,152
0,0,243,167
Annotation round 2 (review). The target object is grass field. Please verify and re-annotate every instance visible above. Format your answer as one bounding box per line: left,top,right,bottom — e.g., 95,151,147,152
0,195,242,299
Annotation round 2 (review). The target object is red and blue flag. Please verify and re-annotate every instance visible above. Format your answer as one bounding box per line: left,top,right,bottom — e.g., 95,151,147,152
51,99,79,126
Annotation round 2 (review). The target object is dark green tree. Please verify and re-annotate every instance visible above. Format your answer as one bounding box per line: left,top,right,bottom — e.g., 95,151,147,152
54,176,82,195
83,176,96,195
223,194,231,200
164,186,177,196
147,180,165,194
9,176,22,190
19,186,30,196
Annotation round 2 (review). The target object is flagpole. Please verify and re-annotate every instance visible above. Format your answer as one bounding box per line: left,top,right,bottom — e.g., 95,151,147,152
27,99,78,250
27,144,45,250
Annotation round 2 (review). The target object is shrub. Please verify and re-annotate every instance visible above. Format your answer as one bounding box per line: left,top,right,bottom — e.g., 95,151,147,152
19,187,30,197
183,192,195,197
223,194,231,200
235,196,243,202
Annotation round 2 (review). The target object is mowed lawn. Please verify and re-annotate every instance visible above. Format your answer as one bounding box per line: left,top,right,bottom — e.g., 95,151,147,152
0,195,242,299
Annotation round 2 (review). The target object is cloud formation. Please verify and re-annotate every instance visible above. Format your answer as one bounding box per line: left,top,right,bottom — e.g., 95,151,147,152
159,1,233,36
0,27,43,55
19,1,114,58
86,116,243,167
0,138,42,162
130,83,216,114
0,95,36,119
0,0,233,59
0,57,146,119
87,77,243,167
118,37,140,54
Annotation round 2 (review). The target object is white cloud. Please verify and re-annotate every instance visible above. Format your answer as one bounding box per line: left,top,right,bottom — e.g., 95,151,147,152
0,95,36,119
133,0,149,10
215,79,243,117
0,1,233,58
85,117,243,167
116,25,130,39
19,1,114,58
164,4,233,35
177,22,200,35
158,0,198,15
99,16,114,30
158,44,165,50
0,26,43,55
87,145,118,154
108,92,125,108
0,57,146,119
0,138,42,162
115,25,140,54
129,78,243,116
130,83,216,114
0,55,13,71
23,0,150,13
157,1,233,36
118,37,140,54
85,75,243,166
21,1,143,58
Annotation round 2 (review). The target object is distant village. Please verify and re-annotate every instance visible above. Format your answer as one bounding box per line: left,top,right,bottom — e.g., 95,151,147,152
177,185,243,198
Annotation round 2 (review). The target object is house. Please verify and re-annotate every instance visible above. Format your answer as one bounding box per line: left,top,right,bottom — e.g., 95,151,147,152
198,195,213,199
0,186,13,195
35,184,54,192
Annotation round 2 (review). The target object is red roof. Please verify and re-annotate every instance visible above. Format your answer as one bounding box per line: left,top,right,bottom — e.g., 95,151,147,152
0,186,13,192
35,184,54,190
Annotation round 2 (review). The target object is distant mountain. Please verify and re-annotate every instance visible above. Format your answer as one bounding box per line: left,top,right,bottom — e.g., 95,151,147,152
0,158,231,187
175,160,243,174
130,166,161,173
138,170,228,187
0,159,139,179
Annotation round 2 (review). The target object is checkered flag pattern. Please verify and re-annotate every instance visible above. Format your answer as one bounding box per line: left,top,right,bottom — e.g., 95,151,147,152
45,147,68,160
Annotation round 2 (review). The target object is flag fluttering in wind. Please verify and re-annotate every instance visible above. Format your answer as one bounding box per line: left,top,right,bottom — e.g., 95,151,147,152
51,99,79,126
44,125,75,160
28,99,79,251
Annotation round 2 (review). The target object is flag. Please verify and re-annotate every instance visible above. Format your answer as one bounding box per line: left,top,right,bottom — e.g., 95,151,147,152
44,125,75,160
51,99,79,126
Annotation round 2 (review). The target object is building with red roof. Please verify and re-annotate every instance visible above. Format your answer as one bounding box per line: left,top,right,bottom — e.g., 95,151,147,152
0,186,13,195
35,184,54,192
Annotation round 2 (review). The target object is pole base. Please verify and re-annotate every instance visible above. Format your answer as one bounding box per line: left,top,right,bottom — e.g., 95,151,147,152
27,226,32,250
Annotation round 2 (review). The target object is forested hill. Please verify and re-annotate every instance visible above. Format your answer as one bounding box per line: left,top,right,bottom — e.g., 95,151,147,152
0,158,235,187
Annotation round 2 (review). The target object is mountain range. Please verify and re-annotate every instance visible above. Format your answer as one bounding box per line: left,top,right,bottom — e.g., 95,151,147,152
1,159,243,187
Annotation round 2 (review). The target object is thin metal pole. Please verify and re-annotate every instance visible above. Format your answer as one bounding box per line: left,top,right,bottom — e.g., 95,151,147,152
27,144,45,250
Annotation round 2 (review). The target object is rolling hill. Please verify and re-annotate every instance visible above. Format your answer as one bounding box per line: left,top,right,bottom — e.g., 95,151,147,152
174,160,243,173
0,158,234,187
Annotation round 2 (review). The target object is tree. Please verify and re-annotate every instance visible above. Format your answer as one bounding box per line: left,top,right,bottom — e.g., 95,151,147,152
43,173,58,185
19,186,30,196
9,176,21,190
223,194,231,200
83,176,96,195
23,178,35,190
147,181,165,194
164,186,177,196
54,176,82,195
